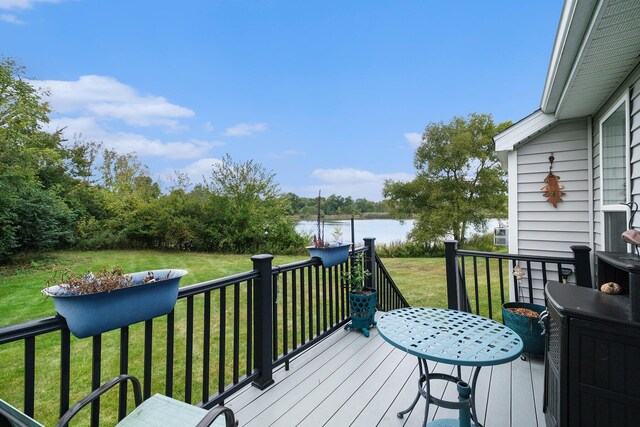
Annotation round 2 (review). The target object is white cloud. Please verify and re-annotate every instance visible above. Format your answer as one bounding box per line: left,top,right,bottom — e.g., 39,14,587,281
0,12,22,23
203,121,214,132
404,132,422,148
307,167,413,201
224,122,267,137
0,0,63,10
164,158,223,185
47,116,222,159
34,75,194,128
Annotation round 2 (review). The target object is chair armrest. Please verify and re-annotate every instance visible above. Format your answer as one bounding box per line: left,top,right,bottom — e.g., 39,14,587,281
195,405,238,427
55,374,142,427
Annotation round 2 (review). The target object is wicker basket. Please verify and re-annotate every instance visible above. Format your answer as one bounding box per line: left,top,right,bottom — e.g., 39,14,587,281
502,302,546,355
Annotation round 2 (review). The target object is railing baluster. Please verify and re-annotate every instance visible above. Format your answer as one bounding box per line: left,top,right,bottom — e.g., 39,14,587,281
165,309,174,397
185,296,194,404
272,274,278,361
542,262,548,287
118,326,129,421
473,257,480,315
526,260,534,303
91,335,101,427
315,266,321,337
322,268,327,332
143,319,153,399
292,271,298,350
60,329,70,419
334,266,340,322
247,279,253,374
282,272,288,359
219,287,226,394
308,266,313,341
485,258,492,319
300,269,306,346
233,283,240,384
556,262,563,283
203,291,211,403
328,267,333,326
498,259,505,306
24,336,35,418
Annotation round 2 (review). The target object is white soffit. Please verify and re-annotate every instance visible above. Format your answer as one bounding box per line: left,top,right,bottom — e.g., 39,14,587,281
494,110,558,153
555,0,640,118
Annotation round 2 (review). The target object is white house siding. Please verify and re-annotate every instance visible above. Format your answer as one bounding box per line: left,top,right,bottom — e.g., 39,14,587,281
515,118,590,304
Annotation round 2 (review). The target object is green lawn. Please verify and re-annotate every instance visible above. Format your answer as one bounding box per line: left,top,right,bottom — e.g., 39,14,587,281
0,250,507,425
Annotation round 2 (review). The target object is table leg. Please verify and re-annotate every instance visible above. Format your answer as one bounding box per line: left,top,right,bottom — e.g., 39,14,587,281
397,358,430,426
469,367,483,427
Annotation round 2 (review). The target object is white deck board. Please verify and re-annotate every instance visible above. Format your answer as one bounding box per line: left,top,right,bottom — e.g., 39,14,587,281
227,315,545,427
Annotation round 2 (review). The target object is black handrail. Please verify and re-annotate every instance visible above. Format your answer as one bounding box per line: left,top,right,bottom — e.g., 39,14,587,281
445,241,592,320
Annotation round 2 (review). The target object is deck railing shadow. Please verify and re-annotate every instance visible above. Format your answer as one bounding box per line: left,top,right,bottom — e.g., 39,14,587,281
444,240,593,320
0,239,408,426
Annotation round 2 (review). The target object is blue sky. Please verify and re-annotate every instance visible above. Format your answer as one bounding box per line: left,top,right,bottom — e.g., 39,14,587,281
2,0,563,201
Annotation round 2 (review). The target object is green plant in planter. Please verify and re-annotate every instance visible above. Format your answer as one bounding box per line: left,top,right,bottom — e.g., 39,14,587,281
344,253,377,337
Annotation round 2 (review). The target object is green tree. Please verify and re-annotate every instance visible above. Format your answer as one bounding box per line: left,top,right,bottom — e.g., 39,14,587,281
208,154,304,253
383,113,510,245
0,58,81,260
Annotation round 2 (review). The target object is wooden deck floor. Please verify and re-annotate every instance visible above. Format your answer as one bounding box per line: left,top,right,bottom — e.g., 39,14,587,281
227,316,545,427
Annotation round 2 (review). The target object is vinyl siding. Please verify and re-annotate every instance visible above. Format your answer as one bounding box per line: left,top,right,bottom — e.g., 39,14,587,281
515,118,590,303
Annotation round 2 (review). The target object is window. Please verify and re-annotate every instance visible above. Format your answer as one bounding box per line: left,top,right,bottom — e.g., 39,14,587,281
600,96,629,251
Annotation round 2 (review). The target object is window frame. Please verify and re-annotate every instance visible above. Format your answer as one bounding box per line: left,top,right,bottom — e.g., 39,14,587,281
599,92,631,251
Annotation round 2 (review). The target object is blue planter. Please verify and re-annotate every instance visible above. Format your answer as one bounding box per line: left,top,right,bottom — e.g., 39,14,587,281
306,243,351,268
345,289,377,337
43,269,188,338
502,302,545,355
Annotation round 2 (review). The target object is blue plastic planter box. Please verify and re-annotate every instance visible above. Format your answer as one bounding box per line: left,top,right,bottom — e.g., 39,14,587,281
306,243,351,268
43,269,187,338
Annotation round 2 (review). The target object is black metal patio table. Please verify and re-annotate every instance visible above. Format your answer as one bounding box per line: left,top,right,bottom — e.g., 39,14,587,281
377,307,523,427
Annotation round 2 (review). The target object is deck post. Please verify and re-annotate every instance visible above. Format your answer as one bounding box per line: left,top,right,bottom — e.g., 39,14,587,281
445,240,460,310
571,245,593,288
251,254,275,390
364,238,376,290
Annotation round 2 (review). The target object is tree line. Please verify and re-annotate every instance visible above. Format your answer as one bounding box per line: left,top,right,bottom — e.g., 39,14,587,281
284,193,388,218
0,59,393,263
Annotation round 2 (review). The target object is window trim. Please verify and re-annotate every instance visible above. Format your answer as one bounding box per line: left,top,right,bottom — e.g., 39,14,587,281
599,92,630,251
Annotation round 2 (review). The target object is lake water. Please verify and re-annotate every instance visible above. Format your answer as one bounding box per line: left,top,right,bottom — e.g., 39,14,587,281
295,219,415,246
295,218,501,246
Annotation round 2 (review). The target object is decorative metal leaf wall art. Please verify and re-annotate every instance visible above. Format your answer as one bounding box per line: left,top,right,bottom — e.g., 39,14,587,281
541,154,565,208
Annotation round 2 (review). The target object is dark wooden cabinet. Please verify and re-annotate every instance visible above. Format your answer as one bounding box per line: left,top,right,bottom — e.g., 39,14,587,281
544,281,640,427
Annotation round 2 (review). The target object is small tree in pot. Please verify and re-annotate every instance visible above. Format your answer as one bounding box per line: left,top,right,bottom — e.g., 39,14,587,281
343,253,377,337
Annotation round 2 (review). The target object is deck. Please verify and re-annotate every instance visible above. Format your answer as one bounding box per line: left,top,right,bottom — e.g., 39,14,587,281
227,314,545,427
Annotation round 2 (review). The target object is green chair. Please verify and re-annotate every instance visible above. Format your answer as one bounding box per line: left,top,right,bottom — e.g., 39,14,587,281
0,375,237,427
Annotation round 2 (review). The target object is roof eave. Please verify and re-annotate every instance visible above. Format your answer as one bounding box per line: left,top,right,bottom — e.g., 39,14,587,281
494,110,558,153
540,0,600,114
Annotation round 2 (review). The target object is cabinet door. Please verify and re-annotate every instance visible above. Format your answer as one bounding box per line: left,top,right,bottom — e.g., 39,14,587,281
568,318,640,427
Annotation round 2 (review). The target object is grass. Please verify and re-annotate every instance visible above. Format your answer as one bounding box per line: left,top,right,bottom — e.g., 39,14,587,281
0,249,509,425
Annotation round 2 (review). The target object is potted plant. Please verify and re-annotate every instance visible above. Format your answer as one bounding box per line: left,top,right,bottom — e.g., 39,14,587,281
306,190,351,268
343,253,377,337
42,268,188,338
501,265,545,356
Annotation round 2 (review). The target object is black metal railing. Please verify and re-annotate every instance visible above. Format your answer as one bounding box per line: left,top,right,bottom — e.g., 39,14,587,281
0,241,408,426
444,240,592,320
